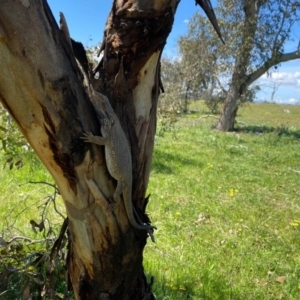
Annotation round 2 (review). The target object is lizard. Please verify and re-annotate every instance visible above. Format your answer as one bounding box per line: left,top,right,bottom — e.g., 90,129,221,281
59,12,156,236
81,89,157,234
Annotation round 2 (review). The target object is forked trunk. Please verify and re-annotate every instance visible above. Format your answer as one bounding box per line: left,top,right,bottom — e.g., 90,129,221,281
0,0,177,298
0,0,222,297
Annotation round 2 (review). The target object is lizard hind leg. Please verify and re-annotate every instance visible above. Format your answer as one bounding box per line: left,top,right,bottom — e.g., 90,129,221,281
108,180,123,210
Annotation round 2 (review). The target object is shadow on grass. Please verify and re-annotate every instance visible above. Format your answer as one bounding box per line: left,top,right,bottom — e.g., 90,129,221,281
235,124,300,139
151,148,204,174
148,271,245,300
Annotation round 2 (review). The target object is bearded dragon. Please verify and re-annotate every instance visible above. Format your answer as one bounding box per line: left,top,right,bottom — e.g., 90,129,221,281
81,89,156,234
59,12,155,238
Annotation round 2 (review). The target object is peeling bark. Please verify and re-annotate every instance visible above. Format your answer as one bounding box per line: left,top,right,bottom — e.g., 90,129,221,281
0,0,178,298
94,0,178,208
0,0,222,297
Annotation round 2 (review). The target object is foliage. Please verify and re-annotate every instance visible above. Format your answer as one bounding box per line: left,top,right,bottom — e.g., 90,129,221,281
85,44,102,69
157,57,183,135
0,158,68,299
0,239,71,300
157,94,181,137
0,104,34,168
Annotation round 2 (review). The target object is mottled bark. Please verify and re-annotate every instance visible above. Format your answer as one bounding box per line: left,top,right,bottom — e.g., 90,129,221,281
0,0,222,297
216,88,239,131
0,0,177,299
216,0,259,131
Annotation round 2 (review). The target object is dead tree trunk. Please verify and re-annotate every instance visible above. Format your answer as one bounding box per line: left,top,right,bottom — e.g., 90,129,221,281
0,0,178,298
0,0,221,298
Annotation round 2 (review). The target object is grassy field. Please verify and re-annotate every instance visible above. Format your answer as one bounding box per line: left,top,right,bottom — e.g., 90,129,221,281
1,101,300,299
145,101,300,299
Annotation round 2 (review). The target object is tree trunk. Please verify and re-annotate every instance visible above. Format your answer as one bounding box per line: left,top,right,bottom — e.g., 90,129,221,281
216,0,259,131
183,83,190,113
0,0,177,298
215,87,239,131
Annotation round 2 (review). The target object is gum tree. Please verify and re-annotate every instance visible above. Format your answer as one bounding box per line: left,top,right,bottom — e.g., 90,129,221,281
179,0,300,131
0,0,220,298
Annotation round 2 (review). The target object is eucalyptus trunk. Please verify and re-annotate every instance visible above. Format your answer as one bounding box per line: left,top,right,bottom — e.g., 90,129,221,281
216,0,259,131
0,0,178,298
216,88,239,131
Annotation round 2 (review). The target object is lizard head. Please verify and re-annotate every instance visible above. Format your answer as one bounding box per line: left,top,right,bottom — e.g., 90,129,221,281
91,90,115,119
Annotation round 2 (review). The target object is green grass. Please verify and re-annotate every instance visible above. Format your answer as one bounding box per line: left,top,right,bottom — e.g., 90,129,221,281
144,101,300,299
1,101,300,299
0,153,65,238
0,153,67,299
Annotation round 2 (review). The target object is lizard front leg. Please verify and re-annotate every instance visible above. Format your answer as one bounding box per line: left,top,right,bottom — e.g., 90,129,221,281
81,131,107,146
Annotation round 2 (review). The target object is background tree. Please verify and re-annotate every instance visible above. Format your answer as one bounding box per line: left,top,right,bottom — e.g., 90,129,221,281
0,0,220,299
157,57,183,134
178,0,300,130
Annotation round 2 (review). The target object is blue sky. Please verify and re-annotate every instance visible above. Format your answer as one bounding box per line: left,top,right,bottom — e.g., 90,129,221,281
48,0,300,104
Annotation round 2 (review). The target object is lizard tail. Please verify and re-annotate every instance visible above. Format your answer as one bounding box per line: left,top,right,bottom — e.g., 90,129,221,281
123,187,156,231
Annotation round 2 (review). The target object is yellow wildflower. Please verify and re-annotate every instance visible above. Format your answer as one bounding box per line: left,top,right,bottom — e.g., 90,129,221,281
229,188,239,197
290,221,299,227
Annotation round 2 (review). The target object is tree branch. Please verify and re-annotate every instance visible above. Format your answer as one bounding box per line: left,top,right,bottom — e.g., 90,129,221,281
7,236,56,245
246,49,300,86
195,0,224,43
271,2,289,55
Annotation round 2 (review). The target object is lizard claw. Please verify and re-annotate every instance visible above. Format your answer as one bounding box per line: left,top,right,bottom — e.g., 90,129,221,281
107,203,114,211
107,202,119,211
147,228,155,243
80,131,106,145
80,131,93,142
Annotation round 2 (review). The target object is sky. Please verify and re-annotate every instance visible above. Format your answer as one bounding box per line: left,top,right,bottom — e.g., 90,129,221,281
47,0,300,104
